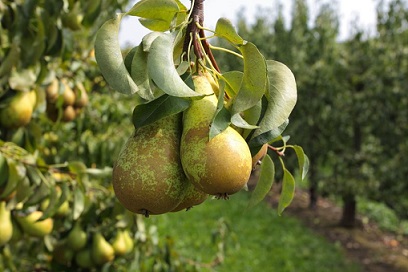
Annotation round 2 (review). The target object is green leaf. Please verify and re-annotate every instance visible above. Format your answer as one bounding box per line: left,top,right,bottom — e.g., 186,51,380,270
215,18,245,45
247,154,275,209
278,167,296,215
0,42,20,78
0,159,25,199
292,145,310,181
232,42,267,115
127,0,179,31
94,14,142,101
248,119,289,154
15,176,32,204
73,187,85,220
147,33,203,98
222,71,243,98
124,46,138,74
131,45,158,100
132,94,190,128
209,81,231,140
231,114,258,129
253,60,297,138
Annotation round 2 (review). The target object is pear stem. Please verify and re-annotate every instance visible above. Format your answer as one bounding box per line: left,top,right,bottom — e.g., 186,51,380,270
184,0,220,72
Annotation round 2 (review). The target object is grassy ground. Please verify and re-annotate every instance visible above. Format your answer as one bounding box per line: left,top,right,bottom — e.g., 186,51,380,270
144,192,361,272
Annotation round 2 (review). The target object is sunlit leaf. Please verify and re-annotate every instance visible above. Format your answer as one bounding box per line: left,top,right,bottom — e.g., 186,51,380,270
231,113,258,129
232,42,267,116
127,0,179,31
132,94,190,128
253,60,297,138
94,14,142,101
278,167,296,215
221,71,243,98
73,187,85,220
147,33,203,98
292,145,310,181
247,154,275,209
215,18,245,45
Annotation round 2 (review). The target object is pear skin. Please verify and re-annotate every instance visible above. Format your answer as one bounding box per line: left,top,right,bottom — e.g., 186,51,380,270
0,201,13,246
180,74,252,197
171,182,208,212
112,114,189,216
0,91,35,128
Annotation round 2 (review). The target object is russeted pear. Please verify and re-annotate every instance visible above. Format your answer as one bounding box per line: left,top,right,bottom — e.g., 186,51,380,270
180,73,252,197
112,114,189,216
0,201,13,246
171,183,208,212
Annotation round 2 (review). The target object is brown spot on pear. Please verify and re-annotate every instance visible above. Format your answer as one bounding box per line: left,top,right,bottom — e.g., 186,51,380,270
180,74,252,196
112,114,189,216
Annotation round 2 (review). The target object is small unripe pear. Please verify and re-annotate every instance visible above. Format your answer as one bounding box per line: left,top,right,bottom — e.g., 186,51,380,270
0,201,13,246
75,248,95,268
14,211,53,237
67,223,87,250
91,232,115,265
0,91,35,128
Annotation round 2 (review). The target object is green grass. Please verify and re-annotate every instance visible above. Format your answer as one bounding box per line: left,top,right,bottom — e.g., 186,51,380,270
144,192,361,272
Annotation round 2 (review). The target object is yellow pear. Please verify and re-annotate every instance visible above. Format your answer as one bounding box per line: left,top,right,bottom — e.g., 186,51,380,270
112,114,189,216
180,74,252,197
46,79,59,103
0,201,13,246
91,232,115,265
0,91,35,128
61,80,76,106
14,211,53,237
111,230,129,256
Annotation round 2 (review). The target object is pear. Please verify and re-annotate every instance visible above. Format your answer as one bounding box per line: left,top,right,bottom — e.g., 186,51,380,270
91,232,115,265
74,84,89,108
0,91,35,128
14,211,53,237
62,105,76,122
75,247,95,268
46,79,59,103
111,230,131,256
180,74,252,197
122,229,134,253
112,114,189,216
172,183,208,212
66,223,87,250
0,201,13,246
61,80,76,106
252,144,269,168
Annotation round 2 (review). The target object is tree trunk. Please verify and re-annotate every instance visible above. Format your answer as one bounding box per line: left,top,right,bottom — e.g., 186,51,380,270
340,195,357,228
308,155,318,209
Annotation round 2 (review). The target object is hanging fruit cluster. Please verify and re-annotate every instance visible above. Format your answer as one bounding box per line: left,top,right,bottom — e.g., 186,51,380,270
95,0,309,217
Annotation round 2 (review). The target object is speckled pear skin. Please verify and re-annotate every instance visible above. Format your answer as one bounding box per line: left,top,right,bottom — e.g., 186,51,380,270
112,114,189,215
180,74,252,196
171,182,208,212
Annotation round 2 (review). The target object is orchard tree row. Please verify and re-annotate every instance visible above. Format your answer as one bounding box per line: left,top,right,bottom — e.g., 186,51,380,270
217,0,408,227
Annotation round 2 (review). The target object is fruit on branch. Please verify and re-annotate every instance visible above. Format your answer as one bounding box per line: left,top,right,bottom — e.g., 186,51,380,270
14,211,53,237
252,144,269,168
0,201,13,246
112,229,133,256
67,222,87,250
0,90,36,129
45,78,87,122
112,114,189,216
180,74,252,197
75,247,95,268
91,232,115,265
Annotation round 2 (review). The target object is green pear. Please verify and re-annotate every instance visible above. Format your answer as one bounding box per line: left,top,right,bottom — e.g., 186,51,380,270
0,201,13,246
14,211,53,237
180,73,252,197
75,247,95,268
67,223,87,250
112,114,189,216
91,232,115,265
0,91,35,128
122,229,134,253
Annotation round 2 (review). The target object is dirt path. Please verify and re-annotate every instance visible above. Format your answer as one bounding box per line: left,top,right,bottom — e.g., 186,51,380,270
267,188,408,272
